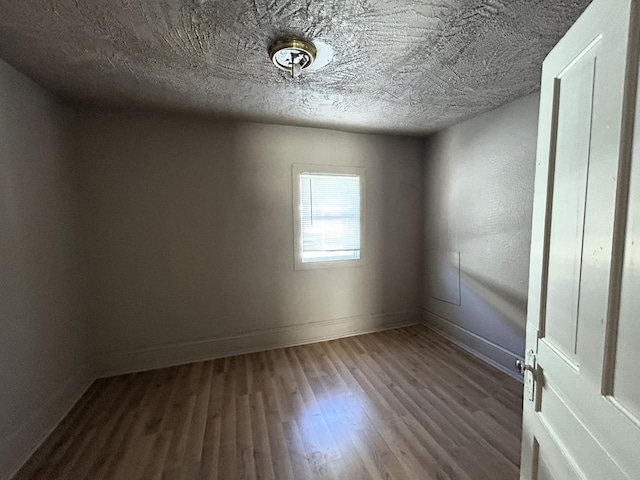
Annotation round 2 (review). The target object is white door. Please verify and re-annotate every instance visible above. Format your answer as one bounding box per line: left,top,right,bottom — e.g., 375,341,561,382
521,0,640,478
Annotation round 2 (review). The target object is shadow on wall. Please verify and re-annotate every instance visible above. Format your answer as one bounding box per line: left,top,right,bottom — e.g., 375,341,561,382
376,142,424,316
460,268,528,332
422,93,539,361
462,269,527,350
424,246,529,358
79,118,296,350
0,66,89,479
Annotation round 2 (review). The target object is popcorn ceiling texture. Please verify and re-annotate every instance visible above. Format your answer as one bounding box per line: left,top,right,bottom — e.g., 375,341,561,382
0,0,590,134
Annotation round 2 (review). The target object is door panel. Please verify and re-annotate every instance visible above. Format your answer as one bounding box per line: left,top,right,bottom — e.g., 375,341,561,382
611,143,640,424
543,43,598,368
539,380,626,478
536,452,576,480
525,417,584,480
535,437,582,480
521,0,640,478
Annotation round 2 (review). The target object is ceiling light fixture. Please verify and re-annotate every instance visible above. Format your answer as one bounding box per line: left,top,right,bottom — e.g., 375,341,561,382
269,39,317,78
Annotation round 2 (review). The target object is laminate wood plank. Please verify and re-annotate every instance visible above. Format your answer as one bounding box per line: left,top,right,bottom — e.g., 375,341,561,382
144,368,182,435
285,349,342,465
140,430,173,480
112,431,156,480
247,353,265,395
216,360,237,480
165,363,202,468
249,392,276,480
327,344,437,479
82,375,152,479
281,420,316,479
184,361,213,464
235,394,256,480
368,330,519,472
12,325,523,480
264,417,295,480
308,376,403,480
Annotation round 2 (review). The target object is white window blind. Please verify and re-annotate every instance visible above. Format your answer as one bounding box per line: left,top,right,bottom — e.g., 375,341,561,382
300,173,361,263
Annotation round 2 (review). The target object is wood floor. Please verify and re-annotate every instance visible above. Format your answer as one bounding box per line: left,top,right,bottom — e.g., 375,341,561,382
13,325,523,480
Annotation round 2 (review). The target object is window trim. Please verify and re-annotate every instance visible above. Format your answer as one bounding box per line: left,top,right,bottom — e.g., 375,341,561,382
292,164,366,270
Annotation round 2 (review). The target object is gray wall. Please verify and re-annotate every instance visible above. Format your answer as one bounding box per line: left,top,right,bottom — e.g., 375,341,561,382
422,92,540,373
0,54,537,476
0,60,88,478
74,111,425,374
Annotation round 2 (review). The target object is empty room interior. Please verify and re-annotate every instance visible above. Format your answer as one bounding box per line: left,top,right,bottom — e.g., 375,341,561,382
2,0,640,479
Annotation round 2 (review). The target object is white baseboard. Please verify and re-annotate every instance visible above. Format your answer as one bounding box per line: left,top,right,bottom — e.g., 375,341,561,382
2,310,419,479
2,309,514,479
93,309,421,378
1,367,93,480
422,309,524,383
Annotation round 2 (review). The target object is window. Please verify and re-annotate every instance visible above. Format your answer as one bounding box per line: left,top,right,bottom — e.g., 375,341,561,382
292,164,365,269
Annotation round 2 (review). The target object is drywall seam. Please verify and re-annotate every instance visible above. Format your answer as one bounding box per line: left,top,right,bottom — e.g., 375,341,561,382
422,309,524,383
93,309,421,378
1,368,93,480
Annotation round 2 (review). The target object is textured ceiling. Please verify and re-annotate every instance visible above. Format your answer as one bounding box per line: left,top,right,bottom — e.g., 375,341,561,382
0,0,591,134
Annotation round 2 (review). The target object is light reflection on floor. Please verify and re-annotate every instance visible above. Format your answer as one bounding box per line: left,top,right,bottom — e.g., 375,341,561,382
299,391,366,464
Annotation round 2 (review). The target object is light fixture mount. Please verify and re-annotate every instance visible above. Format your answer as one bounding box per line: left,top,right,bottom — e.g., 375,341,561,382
269,39,317,78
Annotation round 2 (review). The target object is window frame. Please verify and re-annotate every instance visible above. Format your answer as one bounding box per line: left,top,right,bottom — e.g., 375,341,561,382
292,164,366,270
